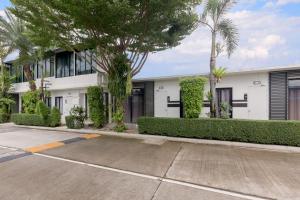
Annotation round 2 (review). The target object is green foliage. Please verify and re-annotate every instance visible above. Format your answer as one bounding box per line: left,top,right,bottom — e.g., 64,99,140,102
138,117,300,147
87,86,105,128
0,113,10,123
108,55,131,102
113,109,127,132
22,90,39,114
180,77,207,118
35,100,50,120
49,107,61,127
66,106,86,129
10,0,200,62
220,102,232,119
0,10,39,91
11,113,47,126
213,67,227,83
65,115,84,129
108,55,131,130
0,66,15,114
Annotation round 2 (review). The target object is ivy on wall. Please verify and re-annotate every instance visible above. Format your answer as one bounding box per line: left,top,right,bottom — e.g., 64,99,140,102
180,77,207,118
87,86,105,128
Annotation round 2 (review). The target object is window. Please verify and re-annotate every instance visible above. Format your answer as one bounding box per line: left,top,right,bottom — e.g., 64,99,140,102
56,52,74,78
9,64,22,83
23,64,35,82
55,97,63,114
37,57,55,79
75,50,96,75
37,60,44,79
45,97,52,108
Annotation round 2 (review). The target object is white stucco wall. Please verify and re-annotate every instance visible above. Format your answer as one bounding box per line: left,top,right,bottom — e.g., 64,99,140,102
12,73,106,94
154,72,269,120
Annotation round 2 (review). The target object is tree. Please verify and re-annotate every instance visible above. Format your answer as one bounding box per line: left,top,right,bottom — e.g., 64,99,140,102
0,10,37,91
199,0,238,117
10,0,201,127
0,46,15,115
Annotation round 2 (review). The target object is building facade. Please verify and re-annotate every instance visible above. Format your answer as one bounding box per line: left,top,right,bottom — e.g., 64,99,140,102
4,50,300,123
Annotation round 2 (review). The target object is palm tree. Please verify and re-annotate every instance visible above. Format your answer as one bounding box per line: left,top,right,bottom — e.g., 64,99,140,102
199,0,238,117
0,10,37,91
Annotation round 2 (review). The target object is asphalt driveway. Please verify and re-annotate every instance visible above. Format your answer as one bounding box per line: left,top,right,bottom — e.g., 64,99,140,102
0,124,300,200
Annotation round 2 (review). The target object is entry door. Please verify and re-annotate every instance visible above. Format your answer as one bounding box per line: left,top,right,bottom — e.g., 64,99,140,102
217,88,233,118
289,88,300,120
131,93,144,123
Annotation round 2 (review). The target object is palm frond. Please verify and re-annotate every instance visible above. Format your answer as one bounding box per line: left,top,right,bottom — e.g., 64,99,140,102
213,66,227,82
217,18,238,57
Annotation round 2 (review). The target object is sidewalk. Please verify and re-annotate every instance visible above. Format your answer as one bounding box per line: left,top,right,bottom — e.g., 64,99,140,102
6,123,300,153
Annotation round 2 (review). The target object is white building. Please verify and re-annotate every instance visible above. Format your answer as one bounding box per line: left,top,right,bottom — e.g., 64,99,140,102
4,50,300,123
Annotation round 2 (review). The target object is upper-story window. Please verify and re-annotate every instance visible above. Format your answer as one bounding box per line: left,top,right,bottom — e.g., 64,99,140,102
37,57,55,79
56,52,74,78
75,50,96,75
23,64,35,82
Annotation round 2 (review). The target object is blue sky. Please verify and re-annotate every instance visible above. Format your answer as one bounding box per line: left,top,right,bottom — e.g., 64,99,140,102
1,0,300,78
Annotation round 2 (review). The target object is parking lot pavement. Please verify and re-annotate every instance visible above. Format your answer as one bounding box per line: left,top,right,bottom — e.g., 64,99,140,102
43,135,182,177
0,127,79,149
0,154,247,200
1,125,300,199
166,143,300,200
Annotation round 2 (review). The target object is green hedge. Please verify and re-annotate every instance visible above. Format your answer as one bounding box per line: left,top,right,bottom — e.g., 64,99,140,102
65,115,84,129
11,114,47,126
87,86,105,128
0,113,10,123
11,110,61,127
138,117,300,146
180,77,207,118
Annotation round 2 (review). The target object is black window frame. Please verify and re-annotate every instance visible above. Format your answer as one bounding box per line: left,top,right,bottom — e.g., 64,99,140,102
55,96,63,114
56,52,74,78
75,50,96,75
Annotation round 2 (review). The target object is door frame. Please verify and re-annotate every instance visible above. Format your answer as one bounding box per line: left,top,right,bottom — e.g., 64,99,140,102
216,87,233,118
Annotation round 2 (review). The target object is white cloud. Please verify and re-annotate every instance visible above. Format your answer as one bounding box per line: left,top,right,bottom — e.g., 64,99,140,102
277,0,300,5
139,5,300,77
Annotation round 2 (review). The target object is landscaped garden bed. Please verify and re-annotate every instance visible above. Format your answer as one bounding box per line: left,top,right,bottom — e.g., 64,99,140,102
138,117,300,146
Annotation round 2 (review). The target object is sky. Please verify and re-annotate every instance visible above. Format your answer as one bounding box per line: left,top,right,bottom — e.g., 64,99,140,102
1,0,300,78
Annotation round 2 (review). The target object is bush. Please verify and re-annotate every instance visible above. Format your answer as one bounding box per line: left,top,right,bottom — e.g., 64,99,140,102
180,77,207,118
138,117,300,147
35,101,50,120
65,115,83,129
65,106,86,129
11,113,47,126
87,86,105,128
0,113,10,123
50,107,61,127
22,90,40,114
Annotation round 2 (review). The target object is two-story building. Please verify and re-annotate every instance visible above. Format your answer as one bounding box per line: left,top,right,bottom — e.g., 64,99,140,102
4,50,300,123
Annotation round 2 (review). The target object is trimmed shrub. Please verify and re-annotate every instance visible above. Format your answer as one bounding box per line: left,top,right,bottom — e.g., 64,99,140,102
138,117,300,147
65,115,83,129
22,90,40,114
87,86,105,128
50,107,61,127
35,101,50,120
180,77,207,118
11,113,47,126
0,113,10,123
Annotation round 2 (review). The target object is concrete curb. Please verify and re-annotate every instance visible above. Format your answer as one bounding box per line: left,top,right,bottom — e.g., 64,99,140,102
8,123,300,153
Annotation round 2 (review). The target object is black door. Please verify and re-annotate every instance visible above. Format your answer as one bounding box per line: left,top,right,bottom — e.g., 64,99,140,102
217,88,233,118
124,88,145,123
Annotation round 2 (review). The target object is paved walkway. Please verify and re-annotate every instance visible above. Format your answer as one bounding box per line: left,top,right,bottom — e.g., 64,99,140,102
0,124,299,200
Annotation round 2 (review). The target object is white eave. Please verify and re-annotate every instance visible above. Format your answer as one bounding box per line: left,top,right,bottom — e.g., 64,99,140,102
133,64,300,82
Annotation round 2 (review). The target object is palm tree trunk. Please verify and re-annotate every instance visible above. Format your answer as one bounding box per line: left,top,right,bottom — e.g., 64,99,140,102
209,31,219,118
23,64,36,91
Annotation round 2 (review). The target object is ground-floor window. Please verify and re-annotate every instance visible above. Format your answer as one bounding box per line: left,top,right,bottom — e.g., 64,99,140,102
45,97,52,108
55,97,63,114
